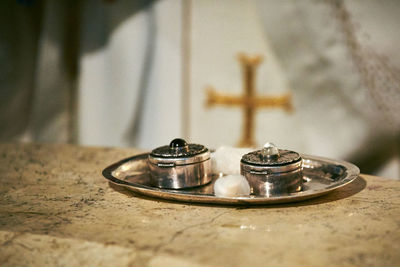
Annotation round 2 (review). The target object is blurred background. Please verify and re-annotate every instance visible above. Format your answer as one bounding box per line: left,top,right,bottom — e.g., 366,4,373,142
1,0,399,178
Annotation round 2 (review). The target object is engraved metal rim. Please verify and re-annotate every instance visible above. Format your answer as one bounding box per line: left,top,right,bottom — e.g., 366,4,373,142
148,151,211,166
241,159,302,174
150,144,208,158
102,153,360,205
241,149,301,166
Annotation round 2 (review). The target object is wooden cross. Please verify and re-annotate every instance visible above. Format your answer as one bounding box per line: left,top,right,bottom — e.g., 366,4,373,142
206,53,293,148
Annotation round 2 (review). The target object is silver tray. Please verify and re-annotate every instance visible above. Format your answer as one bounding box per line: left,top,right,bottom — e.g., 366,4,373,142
102,153,359,205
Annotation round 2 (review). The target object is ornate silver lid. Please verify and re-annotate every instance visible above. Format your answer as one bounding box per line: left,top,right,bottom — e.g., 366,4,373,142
150,138,207,158
241,143,302,174
148,138,210,166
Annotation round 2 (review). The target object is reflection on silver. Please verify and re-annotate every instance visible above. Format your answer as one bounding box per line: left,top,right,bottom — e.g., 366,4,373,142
263,182,272,197
102,153,360,205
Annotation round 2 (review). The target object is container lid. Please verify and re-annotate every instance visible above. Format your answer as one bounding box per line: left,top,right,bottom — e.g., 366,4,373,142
149,138,210,166
241,143,302,174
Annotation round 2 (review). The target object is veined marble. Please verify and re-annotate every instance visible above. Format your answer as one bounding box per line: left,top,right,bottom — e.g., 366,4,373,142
0,143,399,266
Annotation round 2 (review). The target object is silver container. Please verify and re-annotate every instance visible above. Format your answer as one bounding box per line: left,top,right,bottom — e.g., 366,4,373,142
148,138,212,189
240,143,303,196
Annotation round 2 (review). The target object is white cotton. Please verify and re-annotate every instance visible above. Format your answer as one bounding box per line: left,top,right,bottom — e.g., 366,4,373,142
211,146,252,175
213,175,251,197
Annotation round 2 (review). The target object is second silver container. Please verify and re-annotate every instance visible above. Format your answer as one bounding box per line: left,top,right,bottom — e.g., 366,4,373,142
240,143,303,196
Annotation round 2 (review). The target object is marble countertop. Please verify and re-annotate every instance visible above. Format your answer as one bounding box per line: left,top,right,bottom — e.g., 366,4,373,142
0,143,399,266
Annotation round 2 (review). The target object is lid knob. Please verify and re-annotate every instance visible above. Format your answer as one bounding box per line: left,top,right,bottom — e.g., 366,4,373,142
260,142,280,161
169,138,189,153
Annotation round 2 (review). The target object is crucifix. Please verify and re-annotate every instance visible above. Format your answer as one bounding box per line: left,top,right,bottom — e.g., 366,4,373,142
206,53,293,148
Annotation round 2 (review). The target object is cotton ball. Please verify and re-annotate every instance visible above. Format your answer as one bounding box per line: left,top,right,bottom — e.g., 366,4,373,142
214,175,251,197
211,146,252,175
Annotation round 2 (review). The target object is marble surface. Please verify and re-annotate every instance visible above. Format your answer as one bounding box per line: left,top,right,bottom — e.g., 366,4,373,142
0,143,399,266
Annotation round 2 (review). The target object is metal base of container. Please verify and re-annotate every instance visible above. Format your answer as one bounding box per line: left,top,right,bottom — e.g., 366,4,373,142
241,168,303,196
148,159,212,189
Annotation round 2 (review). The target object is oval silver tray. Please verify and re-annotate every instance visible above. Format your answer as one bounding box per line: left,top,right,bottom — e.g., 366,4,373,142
102,153,359,205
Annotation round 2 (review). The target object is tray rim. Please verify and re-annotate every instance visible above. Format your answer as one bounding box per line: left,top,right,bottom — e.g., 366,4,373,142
102,153,360,205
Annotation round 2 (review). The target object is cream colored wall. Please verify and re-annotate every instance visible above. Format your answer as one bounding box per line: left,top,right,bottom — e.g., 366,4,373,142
189,0,294,149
